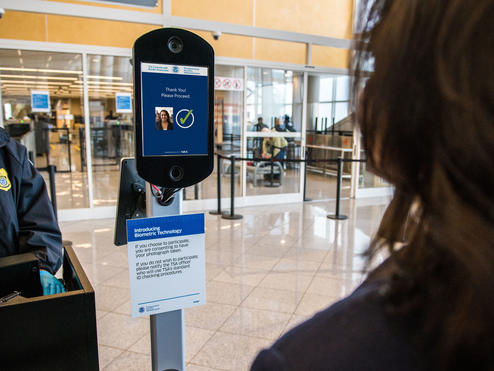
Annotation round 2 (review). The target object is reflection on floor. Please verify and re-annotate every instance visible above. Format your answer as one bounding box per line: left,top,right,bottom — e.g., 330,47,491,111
60,196,389,370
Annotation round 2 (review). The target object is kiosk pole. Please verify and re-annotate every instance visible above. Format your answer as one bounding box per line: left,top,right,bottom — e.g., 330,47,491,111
146,187,185,371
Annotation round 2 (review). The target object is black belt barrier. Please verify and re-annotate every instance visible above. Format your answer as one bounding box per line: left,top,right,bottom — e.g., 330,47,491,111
213,153,366,222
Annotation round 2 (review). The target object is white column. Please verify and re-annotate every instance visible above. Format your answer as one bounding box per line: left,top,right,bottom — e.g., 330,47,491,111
241,65,247,197
306,42,312,65
82,53,94,208
299,71,308,198
350,125,361,198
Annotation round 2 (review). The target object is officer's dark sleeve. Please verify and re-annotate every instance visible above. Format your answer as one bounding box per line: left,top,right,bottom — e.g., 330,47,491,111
17,149,63,274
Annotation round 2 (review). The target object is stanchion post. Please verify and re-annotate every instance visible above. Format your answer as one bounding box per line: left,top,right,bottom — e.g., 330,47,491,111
222,155,242,220
47,165,58,220
46,129,51,168
194,184,199,200
328,157,348,220
303,148,312,201
209,154,223,215
79,127,85,172
66,128,72,172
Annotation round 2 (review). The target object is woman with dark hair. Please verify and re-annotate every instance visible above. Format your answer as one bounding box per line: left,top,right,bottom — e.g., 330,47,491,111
156,109,173,130
251,1,494,370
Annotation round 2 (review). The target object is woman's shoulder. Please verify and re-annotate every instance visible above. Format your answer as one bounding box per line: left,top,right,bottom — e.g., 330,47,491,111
251,274,422,371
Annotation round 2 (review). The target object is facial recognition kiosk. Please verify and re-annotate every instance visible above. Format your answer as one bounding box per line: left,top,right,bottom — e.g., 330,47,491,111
115,28,214,371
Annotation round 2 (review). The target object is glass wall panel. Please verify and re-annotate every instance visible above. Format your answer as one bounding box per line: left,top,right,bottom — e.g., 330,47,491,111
306,73,352,200
245,67,302,196
86,54,134,207
0,49,89,209
190,65,245,201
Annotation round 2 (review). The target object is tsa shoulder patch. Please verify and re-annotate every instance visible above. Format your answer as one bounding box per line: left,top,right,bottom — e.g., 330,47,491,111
0,168,11,191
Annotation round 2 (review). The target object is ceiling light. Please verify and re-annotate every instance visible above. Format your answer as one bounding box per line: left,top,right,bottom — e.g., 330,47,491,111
1,81,72,86
87,75,123,81
0,74,77,81
0,67,82,74
74,80,132,86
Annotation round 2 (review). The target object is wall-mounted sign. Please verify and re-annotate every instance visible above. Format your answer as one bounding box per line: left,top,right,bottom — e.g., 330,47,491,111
31,90,50,112
126,213,206,318
115,92,132,113
214,76,243,91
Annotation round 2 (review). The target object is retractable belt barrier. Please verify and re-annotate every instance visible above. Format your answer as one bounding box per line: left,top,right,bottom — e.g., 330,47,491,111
210,153,366,221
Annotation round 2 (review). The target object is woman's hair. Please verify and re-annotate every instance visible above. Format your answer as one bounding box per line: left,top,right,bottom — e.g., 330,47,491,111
352,0,494,369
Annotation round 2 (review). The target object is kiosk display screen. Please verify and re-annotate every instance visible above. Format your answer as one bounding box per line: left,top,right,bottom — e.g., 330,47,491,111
140,62,209,157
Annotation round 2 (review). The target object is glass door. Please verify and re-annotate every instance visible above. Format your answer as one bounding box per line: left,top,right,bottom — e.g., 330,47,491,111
245,67,303,196
86,54,134,207
0,49,89,209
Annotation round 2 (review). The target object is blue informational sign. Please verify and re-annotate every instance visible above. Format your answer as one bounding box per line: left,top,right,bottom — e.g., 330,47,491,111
31,90,50,112
141,63,209,157
115,92,132,113
126,213,206,317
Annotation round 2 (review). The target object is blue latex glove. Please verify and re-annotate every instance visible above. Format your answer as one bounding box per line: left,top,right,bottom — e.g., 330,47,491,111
40,270,65,296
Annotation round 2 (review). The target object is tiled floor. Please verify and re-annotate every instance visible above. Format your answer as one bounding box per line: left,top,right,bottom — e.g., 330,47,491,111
59,196,389,370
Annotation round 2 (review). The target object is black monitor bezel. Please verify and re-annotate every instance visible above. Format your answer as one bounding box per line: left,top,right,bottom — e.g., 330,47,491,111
133,28,215,188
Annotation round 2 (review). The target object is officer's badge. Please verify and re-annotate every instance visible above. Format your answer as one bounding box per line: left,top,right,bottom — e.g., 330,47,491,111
0,168,11,191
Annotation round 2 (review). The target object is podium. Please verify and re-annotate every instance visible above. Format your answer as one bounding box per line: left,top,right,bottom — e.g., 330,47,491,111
0,244,99,371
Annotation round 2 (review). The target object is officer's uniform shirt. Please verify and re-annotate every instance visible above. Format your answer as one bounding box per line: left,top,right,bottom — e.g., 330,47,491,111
0,128,62,273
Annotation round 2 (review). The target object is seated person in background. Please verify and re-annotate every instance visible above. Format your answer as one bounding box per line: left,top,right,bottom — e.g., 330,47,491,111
274,118,286,132
261,127,288,160
283,114,296,133
252,117,269,132
251,117,269,158
0,127,64,296
251,0,494,370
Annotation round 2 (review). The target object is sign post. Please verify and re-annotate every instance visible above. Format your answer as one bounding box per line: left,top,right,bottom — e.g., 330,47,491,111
133,190,201,371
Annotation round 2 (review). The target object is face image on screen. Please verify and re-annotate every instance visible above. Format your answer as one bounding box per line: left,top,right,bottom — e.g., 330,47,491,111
141,63,208,157
155,107,173,131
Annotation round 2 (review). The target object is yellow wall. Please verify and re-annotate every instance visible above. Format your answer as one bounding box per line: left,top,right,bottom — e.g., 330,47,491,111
172,0,253,26
171,0,352,40
46,15,158,48
194,30,253,60
255,0,353,39
0,0,353,68
255,39,306,65
0,11,46,41
312,45,350,70
0,11,159,48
